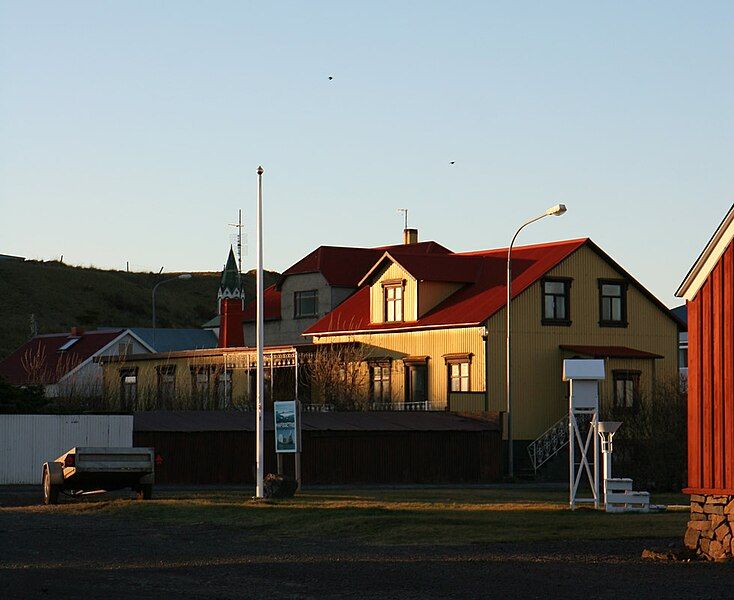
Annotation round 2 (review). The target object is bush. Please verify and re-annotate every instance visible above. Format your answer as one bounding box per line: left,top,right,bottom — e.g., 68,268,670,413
0,377,49,413
263,473,298,498
606,378,687,492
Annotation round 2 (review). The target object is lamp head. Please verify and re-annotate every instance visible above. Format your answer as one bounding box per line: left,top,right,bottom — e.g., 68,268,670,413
545,203,567,217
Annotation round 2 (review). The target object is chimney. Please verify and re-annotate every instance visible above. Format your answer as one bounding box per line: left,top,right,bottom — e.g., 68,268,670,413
403,228,418,245
70,326,84,337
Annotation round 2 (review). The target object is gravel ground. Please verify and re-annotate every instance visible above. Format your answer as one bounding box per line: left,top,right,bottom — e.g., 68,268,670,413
1,487,732,599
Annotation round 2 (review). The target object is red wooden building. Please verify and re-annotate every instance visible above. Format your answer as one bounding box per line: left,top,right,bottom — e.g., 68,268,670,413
677,203,734,559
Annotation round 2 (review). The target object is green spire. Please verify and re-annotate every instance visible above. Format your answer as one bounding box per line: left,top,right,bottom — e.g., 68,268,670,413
219,247,243,299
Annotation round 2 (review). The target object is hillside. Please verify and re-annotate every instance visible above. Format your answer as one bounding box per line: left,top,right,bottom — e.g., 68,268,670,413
0,259,279,359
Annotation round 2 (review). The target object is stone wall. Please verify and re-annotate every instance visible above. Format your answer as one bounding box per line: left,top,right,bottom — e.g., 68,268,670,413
685,494,734,561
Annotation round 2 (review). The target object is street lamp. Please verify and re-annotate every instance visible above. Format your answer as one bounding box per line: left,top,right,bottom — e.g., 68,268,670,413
506,204,566,478
152,274,192,348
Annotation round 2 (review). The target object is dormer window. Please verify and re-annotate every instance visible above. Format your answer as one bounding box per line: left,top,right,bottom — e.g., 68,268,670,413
58,338,80,352
294,290,318,318
383,281,404,322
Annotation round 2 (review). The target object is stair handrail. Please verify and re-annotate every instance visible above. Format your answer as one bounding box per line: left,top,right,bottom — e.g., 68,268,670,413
527,414,570,472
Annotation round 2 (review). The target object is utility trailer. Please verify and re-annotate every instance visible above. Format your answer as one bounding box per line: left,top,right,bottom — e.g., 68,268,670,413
42,447,155,505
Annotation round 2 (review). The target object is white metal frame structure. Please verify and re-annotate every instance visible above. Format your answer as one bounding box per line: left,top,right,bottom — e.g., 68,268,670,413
563,359,605,510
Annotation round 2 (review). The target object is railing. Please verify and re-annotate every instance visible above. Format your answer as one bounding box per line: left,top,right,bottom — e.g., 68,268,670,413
301,403,335,412
369,401,443,411
527,414,569,473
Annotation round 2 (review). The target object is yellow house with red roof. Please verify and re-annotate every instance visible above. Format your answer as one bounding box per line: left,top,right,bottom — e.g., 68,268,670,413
304,236,681,457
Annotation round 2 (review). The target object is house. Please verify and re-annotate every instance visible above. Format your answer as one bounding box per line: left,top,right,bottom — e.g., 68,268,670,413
670,304,688,378
0,327,218,398
0,327,153,397
240,230,452,346
676,203,734,560
305,237,681,460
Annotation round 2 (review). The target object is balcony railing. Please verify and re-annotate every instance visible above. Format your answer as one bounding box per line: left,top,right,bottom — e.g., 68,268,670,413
369,401,443,411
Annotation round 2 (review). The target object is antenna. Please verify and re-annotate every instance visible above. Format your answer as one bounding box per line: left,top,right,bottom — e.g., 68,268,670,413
397,208,408,229
228,209,245,275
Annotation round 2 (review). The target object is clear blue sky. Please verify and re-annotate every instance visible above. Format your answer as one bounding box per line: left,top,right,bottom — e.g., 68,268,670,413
1,1,732,306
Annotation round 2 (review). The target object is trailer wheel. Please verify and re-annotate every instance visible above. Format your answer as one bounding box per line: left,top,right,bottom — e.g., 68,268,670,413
135,484,153,500
43,467,60,505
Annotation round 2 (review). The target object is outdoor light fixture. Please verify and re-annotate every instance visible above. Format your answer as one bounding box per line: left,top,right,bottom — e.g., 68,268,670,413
506,204,568,478
545,203,567,217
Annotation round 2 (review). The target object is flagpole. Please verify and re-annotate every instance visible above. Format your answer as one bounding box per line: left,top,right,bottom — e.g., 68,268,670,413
255,165,265,498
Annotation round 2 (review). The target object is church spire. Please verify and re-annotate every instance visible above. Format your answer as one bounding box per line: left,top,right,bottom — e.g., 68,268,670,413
218,246,243,301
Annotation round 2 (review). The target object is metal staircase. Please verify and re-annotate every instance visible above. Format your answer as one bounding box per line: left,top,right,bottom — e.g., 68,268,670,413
527,414,570,473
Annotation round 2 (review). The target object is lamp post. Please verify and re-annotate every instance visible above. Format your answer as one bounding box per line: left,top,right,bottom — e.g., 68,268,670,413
506,204,566,478
152,273,192,348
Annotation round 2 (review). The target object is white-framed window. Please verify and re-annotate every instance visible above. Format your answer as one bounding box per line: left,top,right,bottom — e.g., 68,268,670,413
384,284,404,322
449,362,470,392
370,364,391,402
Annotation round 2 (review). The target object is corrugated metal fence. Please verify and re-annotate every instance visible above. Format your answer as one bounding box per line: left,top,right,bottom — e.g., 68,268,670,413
0,415,133,484
134,428,501,485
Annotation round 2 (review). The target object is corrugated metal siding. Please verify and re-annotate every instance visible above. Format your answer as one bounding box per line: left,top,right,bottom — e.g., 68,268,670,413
134,428,501,485
449,392,486,412
370,262,417,322
687,240,734,493
0,415,133,484
485,244,679,440
418,281,463,318
317,327,486,406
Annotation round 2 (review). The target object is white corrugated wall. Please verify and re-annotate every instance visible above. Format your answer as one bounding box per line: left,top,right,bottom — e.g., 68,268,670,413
0,415,133,484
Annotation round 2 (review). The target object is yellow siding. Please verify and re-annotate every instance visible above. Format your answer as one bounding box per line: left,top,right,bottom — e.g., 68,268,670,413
369,261,417,322
315,327,486,406
418,281,463,317
485,244,679,440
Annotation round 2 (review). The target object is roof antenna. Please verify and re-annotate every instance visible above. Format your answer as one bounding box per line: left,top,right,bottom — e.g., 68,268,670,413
397,208,408,230
228,209,246,276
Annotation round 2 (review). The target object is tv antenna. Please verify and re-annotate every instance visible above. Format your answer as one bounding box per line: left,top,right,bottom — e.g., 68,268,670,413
228,209,246,274
397,208,408,229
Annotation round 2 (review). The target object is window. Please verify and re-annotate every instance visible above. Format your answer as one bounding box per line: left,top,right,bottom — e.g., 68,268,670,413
58,338,80,351
384,283,404,322
294,290,319,318
541,278,571,325
120,368,137,406
599,280,628,327
156,365,176,405
370,363,391,403
190,366,210,399
449,362,470,392
613,370,640,409
216,369,232,408
679,346,688,370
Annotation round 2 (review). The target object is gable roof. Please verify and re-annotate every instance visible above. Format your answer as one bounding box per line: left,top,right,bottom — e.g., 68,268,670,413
127,328,218,353
559,344,664,360
304,238,682,335
305,239,587,334
0,329,128,385
243,240,453,322
276,241,452,289
359,252,483,286
676,203,734,301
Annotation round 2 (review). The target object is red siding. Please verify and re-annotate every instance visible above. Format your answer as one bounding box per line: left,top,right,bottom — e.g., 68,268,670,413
686,241,734,494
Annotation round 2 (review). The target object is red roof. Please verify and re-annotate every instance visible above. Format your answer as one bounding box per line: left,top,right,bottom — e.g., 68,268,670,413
559,345,664,359
0,329,124,385
277,241,452,289
305,239,589,334
244,241,452,322
242,284,281,322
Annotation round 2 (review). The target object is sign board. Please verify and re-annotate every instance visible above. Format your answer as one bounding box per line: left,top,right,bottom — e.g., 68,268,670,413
274,401,299,453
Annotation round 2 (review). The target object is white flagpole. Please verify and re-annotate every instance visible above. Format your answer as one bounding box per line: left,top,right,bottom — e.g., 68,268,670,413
255,165,265,498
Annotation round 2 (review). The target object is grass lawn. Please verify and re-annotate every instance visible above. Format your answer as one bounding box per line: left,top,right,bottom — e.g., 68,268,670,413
24,487,690,545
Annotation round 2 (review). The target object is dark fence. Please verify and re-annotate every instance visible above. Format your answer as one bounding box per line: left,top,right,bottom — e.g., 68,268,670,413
134,428,501,485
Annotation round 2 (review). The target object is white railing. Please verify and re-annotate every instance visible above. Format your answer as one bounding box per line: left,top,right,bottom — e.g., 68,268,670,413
369,401,443,411
527,414,570,473
301,403,335,412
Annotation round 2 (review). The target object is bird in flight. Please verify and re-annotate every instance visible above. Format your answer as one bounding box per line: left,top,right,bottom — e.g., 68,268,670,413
449,161,455,165
328,76,334,80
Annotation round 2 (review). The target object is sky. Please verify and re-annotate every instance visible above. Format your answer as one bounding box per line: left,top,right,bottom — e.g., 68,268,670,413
1,1,732,307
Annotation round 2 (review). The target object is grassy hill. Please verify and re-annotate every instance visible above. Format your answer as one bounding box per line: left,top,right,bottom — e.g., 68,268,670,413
0,259,279,360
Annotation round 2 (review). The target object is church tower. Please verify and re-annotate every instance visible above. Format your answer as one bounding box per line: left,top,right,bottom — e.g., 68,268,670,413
218,247,245,348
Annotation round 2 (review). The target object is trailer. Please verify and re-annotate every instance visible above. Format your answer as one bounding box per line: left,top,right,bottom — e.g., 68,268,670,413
42,447,155,505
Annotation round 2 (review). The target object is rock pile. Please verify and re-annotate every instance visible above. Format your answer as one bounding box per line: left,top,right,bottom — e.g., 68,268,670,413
684,494,734,561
